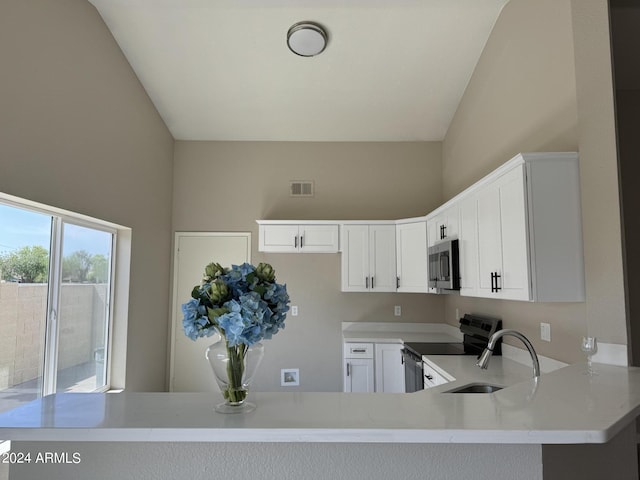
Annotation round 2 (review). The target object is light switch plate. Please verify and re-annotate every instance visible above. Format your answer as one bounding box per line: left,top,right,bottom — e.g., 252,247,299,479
540,322,551,342
394,305,401,316
291,306,298,316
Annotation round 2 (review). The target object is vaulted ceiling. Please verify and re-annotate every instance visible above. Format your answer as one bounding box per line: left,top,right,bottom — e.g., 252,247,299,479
89,0,509,141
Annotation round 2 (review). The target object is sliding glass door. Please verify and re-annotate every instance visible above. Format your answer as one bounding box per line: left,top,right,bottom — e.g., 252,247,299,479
0,201,115,413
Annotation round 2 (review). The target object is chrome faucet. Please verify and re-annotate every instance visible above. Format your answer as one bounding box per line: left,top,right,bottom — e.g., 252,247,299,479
476,329,540,377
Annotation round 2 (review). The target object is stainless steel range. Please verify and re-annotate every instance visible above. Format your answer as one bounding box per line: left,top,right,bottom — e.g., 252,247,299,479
401,314,502,393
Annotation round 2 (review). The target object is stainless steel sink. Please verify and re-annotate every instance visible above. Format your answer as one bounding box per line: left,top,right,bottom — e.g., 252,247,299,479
443,383,503,394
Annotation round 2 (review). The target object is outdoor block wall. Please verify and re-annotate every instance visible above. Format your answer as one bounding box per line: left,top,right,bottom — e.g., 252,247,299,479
0,283,106,390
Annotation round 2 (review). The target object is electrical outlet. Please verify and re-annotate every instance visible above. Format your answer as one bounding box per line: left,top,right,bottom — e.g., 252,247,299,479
540,322,551,342
394,305,401,316
291,306,298,316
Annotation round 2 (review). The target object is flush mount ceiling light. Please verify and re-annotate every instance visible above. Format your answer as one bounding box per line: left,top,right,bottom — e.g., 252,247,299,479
287,21,328,57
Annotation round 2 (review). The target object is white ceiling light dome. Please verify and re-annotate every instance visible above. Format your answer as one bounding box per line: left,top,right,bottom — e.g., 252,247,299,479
287,21,328,57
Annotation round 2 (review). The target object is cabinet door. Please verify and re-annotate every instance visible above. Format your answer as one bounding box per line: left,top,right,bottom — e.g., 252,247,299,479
374,343,405,393
299,225,339,253
458,195,479,297
436,205,459,241
476,179,503,296
476,166,531,300
344,358,374,393
396,222,428,293
341,225,370,292
426,216,440,249
497,167,530,300
369,225,397,292
259,225,299,252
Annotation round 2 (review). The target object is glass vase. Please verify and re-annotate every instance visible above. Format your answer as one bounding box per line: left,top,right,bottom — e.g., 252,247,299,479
205,334,264,413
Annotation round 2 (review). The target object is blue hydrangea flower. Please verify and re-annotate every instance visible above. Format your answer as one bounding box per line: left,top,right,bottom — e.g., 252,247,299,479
182,262,290,346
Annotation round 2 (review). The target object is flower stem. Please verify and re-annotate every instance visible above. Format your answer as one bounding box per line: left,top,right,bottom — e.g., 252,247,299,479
224,342,247,404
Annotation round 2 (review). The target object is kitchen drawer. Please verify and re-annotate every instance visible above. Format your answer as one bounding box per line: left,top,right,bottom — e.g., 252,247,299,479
344,343,374,359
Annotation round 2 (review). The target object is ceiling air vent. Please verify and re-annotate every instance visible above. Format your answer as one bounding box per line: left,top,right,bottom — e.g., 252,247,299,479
290,181,314,197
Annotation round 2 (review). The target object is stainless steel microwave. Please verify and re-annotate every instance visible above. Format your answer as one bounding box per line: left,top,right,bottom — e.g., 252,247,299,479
428,239,460,290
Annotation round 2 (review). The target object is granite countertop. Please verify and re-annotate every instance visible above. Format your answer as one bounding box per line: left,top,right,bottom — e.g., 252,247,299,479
1,362,639,445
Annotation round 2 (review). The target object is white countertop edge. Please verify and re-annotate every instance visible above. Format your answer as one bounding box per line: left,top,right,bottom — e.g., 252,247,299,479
0,427,616,444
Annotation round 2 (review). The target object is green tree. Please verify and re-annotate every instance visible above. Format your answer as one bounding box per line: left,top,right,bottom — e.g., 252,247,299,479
0,245,49,283
62,250,93,283
89,254,109,283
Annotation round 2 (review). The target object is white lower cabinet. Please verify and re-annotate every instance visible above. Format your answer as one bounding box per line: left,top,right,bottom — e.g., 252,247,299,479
343,342,404,393
344,358,375,393
422,357,455,390
374,343,405,393
343,343,374,393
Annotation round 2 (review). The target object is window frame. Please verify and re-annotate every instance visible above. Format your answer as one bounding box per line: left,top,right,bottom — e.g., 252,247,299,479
0,193,123,400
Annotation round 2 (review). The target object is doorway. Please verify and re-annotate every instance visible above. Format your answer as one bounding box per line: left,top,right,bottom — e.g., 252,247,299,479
169,232,251,392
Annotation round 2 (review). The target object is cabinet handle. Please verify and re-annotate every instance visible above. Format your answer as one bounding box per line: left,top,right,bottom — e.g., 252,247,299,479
300,235,304,248
491,272,502,292
366,277,369,289
396,276,400,289
351,349,366,353
371,276,374,289
425,374,434,381
346,363,350,377
295,236,298,249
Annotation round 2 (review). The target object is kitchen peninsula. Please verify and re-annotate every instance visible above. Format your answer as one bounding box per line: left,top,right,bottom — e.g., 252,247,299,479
1,362,639,480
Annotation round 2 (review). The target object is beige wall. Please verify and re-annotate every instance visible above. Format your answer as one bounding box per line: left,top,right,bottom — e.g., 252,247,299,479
0,0,175,390
172,141,444,391
442,0,625,363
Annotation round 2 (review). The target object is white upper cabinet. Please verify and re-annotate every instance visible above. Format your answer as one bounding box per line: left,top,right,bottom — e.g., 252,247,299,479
458,194,479,297
475,165,530,300
341,224,397,292
458,152,585,302
258,223,339,253
256,152,585,303
427,204,459,248
395,221,428,293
